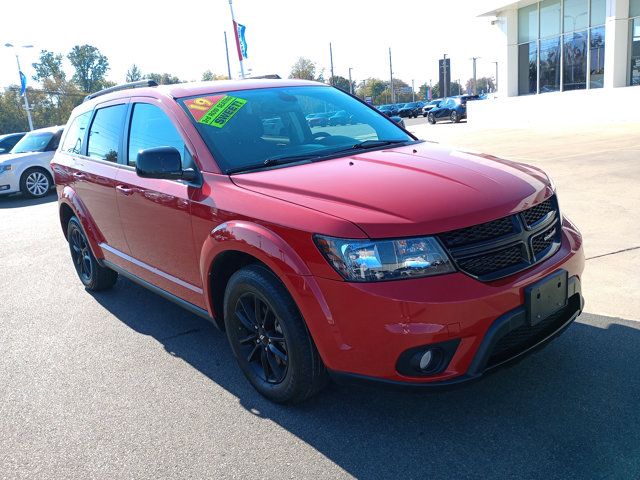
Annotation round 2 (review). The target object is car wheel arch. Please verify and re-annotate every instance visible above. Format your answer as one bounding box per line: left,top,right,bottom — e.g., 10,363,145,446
58,188,105,259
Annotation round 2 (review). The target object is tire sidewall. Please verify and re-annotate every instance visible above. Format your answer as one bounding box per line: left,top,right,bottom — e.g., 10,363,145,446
67,217,99,289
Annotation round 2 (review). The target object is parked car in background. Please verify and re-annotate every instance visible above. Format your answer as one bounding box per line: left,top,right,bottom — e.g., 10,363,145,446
305,113,330,127
422,99,442,117
53,79,583,404
0,132,27,155
427,95,480,124
328,110,352,126
0,126,63,197
389,115,406,128
398,102,424,118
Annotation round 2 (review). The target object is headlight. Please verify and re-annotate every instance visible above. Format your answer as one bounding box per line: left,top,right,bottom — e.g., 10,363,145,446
0,165,12,172
314,235,455,282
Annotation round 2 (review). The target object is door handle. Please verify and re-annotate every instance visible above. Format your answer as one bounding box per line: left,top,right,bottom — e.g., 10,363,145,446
116,185,135,196
73,172,86,180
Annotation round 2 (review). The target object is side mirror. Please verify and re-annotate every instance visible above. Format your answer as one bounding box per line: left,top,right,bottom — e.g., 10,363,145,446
136,146,196,182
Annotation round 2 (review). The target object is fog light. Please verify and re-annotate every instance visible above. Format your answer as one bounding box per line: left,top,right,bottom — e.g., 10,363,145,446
419,350,433,370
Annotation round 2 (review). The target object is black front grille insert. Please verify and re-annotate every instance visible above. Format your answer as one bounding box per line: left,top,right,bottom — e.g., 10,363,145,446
438,195,561,281
457,244,525,276
440,216,514,248
486,295,580,368
522,198,553,227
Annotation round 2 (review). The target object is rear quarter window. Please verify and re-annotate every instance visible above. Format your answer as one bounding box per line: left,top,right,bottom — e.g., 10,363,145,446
61,112,92,155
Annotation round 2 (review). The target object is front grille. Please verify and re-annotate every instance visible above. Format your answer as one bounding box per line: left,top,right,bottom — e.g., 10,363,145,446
522,198,553,227
457,244,525,276
486,295,579,368
440,216,514,248
438,195,561,281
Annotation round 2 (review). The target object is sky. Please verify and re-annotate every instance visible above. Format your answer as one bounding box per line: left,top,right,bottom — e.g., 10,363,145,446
1,0,504,94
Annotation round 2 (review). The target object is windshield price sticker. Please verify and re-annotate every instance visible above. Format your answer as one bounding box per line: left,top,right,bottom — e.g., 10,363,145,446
185,95,247,128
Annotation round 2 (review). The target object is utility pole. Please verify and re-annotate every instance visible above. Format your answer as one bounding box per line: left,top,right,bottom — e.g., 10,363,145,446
442,53,448,98
389,47,394,103
471,57,479,94
329,43,334,85
412,79,415,101
492,61,499,93
348,67,353,94
228,0,245,79
4,43,34,131
223,31,232,79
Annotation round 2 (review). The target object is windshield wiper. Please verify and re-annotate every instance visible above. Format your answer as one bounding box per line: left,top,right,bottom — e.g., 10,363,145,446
350,139,410,150
227,154,319,175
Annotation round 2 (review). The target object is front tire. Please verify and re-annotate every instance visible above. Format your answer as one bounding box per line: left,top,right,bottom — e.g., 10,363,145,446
224,265,327,403
20,167,52,198
67,217,118,291
428,113,436,124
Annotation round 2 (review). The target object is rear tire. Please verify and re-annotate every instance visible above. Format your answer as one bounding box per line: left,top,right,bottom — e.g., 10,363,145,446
450,111,460,123
428,113,436,124
20,167,52,198
224,265,327,403
67,217,118,291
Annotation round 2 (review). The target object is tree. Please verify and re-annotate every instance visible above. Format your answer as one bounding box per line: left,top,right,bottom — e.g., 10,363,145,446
289,57,317,80
356,78,388,105
68,44,110,93
126,64,143,82
32,50,66,82
0,87,29,133
202,70,228,81
430,80,463,99
146,73,182,85
329,75,354,93
465,76,496,95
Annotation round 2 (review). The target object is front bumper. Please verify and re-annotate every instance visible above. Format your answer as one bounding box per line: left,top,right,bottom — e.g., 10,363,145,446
295,218,584,386
0,169,19,195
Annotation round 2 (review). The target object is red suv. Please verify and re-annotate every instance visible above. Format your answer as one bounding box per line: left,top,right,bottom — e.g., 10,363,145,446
52,79,584,403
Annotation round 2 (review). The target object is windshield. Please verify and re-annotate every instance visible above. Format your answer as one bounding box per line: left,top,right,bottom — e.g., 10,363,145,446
11,132,54,154
179,85,414,174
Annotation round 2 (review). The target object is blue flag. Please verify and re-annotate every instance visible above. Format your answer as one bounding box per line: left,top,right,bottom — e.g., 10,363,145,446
236,23,248,59
19,71,27,97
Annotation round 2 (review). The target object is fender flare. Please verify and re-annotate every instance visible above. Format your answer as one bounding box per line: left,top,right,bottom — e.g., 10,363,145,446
199,221,334,326
58,186,105,260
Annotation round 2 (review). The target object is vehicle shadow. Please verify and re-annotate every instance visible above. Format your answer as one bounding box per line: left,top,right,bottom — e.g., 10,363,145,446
91,277,640,479
0,191,56,209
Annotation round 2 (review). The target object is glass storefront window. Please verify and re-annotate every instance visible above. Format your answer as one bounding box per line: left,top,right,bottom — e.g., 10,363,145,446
540,0,562,38
590,0,606,26
564,0,589,32
563,31,588,90
519,42,538,94
589,26,605,88
540,36,561,92
631,18,640,86
631,0,640,18
519,4,539,43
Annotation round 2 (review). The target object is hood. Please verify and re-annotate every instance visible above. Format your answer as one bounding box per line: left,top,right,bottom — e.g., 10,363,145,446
230,142,553,238
0,151,53,163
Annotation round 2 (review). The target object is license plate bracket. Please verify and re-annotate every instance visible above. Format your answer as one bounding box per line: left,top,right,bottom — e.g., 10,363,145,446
525,270,568,326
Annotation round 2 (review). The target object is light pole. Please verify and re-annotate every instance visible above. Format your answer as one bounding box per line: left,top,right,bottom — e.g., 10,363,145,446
228,0,245,79
442,54,448,98
348,67,353,95
388,48,394,103
411,79,415,101
4,43,34,131
471,57,480,94
329,42,335,85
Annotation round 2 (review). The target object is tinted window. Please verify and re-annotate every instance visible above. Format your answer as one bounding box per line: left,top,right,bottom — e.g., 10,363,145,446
87,104,127,163
179,86,411,174
61,112,91,155
128,103,189,168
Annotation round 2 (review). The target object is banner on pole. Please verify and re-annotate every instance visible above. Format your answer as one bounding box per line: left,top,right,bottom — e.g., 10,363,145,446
19,71,27,97
233,21,248,60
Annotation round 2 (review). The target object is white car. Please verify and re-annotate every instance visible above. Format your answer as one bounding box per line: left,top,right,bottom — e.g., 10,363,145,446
0,126,64,198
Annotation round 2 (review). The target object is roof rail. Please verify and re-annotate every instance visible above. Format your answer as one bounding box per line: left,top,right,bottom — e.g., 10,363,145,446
83,79,158,102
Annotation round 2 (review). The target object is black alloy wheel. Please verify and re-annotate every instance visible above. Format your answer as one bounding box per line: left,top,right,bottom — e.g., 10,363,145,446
234,291,289,384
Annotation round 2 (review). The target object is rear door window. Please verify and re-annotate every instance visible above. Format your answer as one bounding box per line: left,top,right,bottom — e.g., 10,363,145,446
87,104,127,163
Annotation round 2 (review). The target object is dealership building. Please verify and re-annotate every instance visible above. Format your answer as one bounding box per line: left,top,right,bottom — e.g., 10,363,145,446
472,0,639,124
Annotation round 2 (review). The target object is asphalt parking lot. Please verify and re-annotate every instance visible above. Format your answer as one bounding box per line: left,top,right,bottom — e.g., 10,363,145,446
1,121,639,479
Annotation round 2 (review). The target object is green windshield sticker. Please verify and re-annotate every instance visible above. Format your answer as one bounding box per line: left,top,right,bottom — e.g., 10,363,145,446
198,95,247,128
